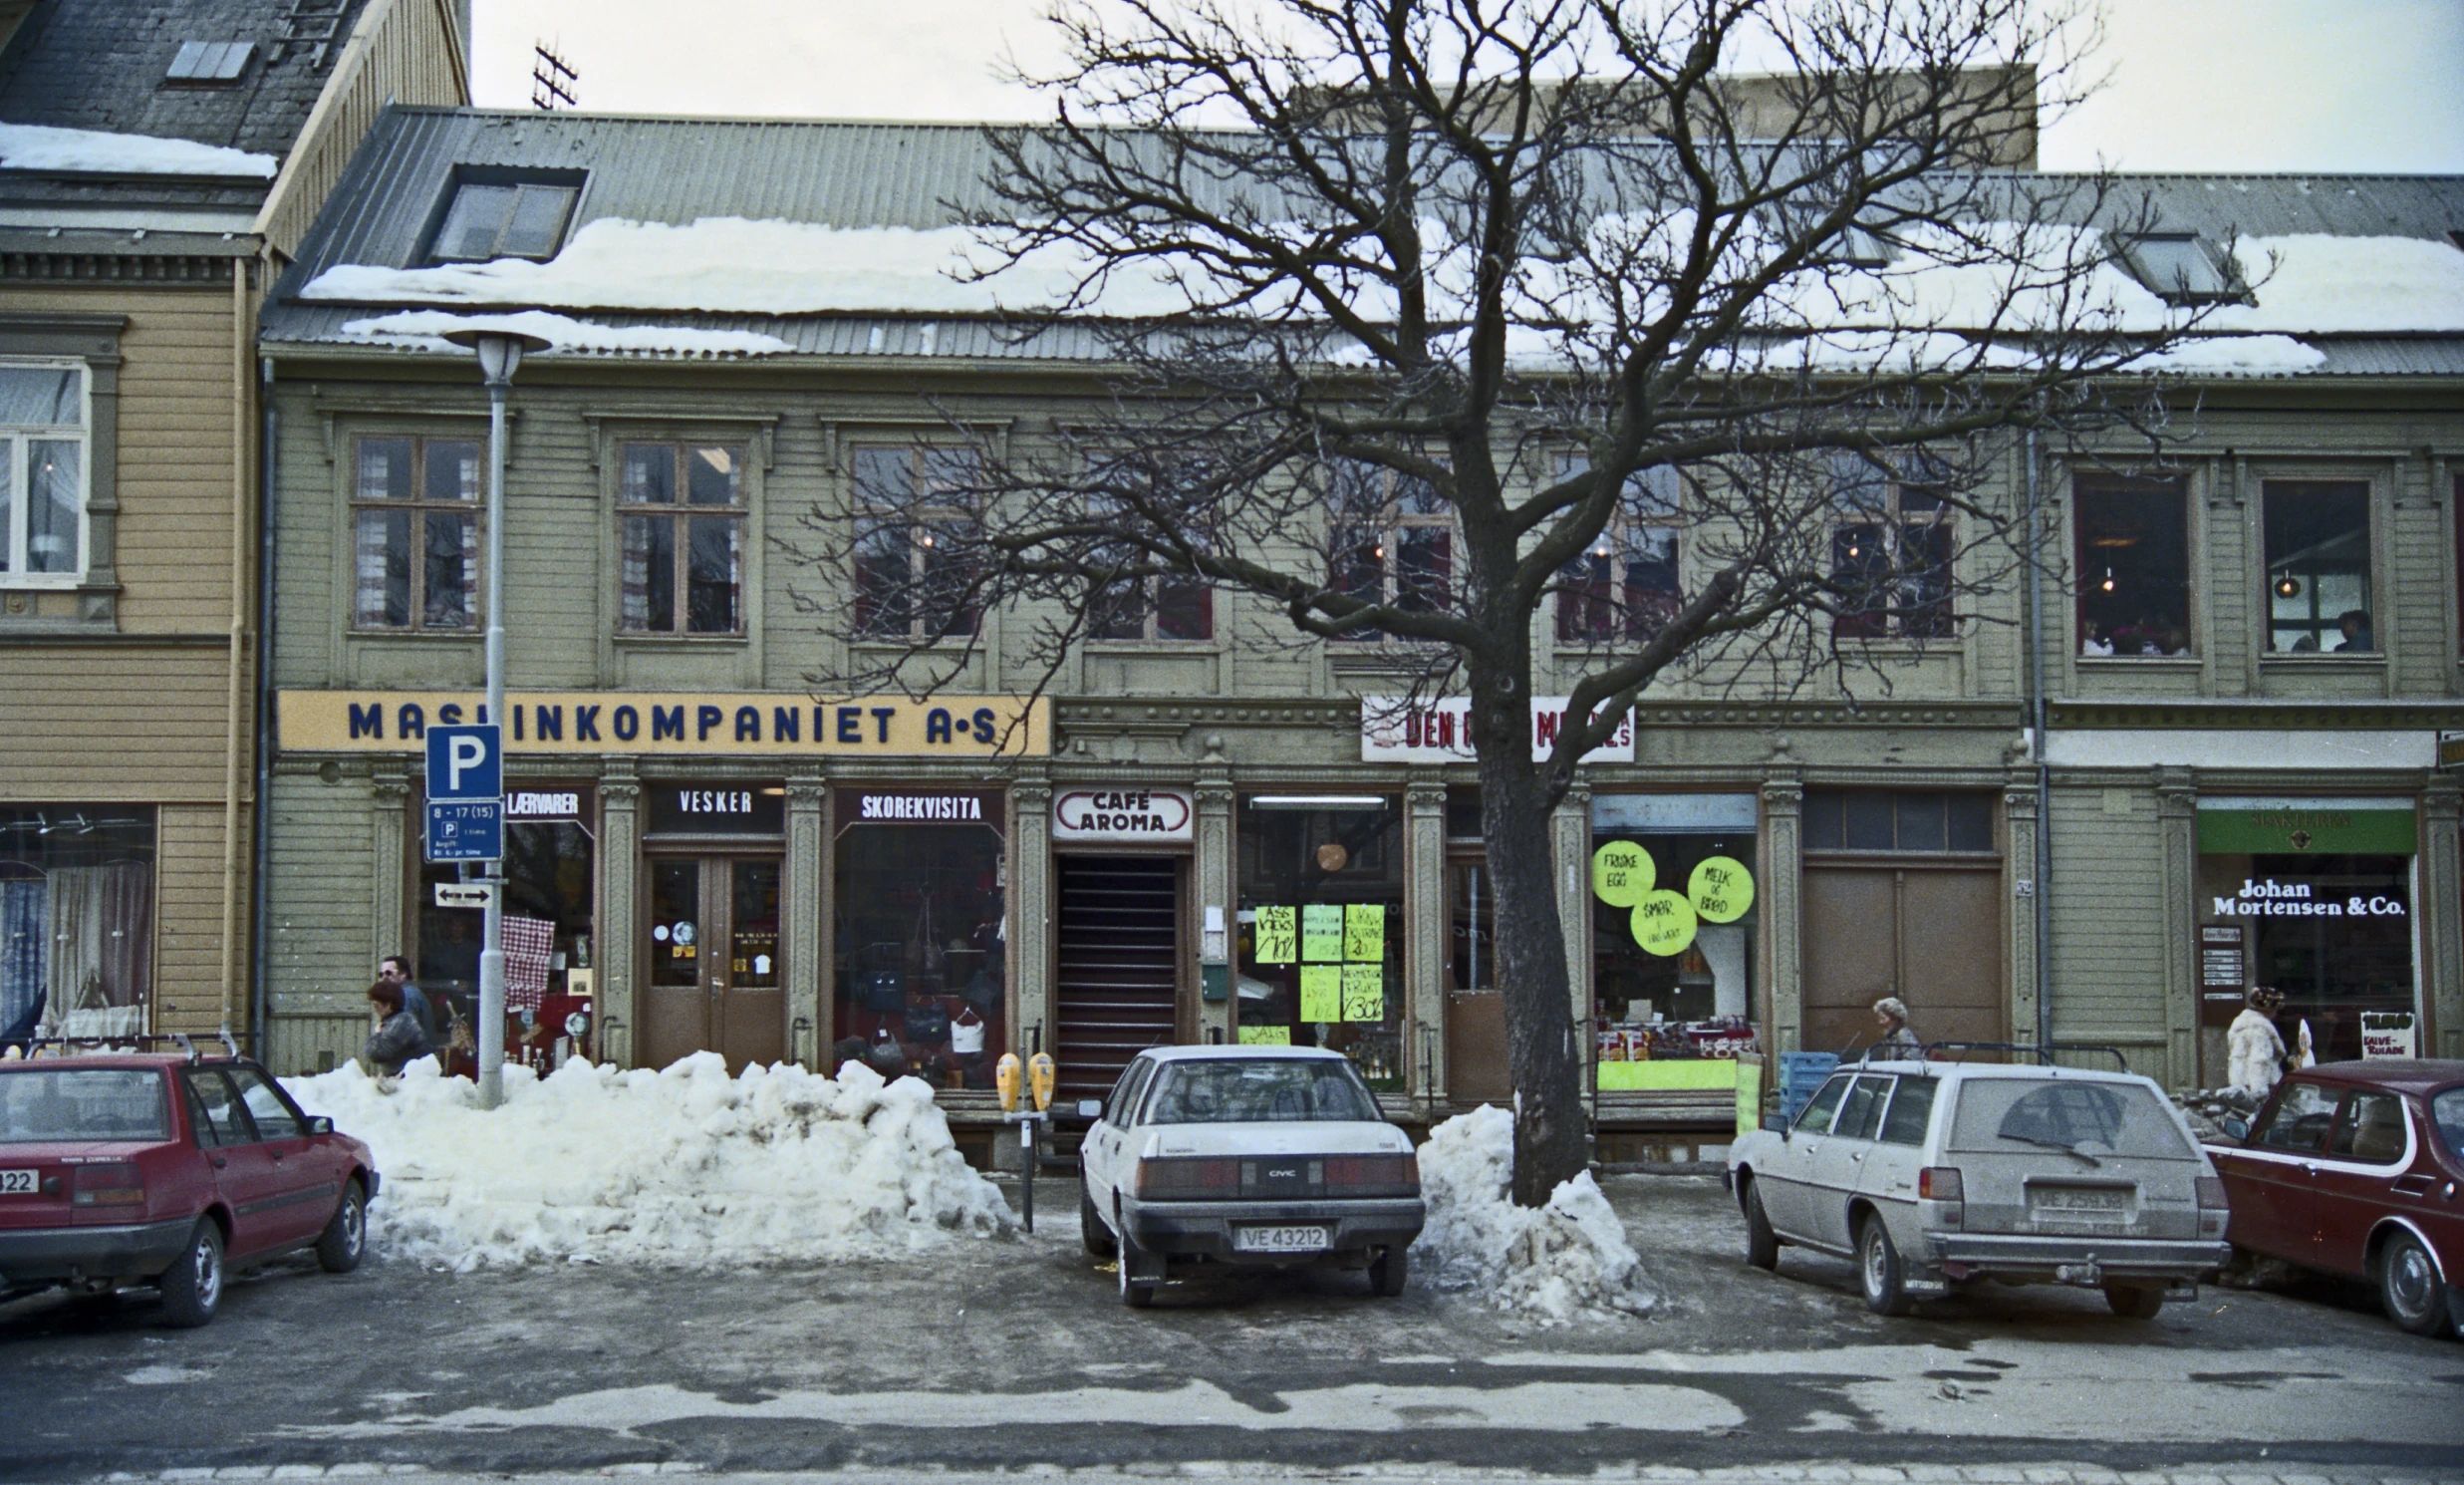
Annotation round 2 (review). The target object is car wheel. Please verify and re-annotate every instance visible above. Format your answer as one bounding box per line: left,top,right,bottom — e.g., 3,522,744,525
1369,1244,1409,1298
1857,1214,1911,1317
1743,1179,1780,1272
2103,1283,2165,1320
1116,1214,1155,1309
315,1179,368,1274
1080,1188,1117,1259
157,1220,223,1330
2376,1230,2448,1336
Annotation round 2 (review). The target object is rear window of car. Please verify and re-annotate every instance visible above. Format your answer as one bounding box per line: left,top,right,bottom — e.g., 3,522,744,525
2433,1088,2464,1162
1947,1077,2196,1161
0,1069,170,1143
1142,1058,1381,1124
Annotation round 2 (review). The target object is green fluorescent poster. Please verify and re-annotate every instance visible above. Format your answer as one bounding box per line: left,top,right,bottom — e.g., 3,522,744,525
1237,1025,1292,1045
1592,840,1653,907
1301,903,1343,962
1688,856,1755,923
1343,903,1385,962
1253,906,1297,963
1299,964,1342,1022
1631,888,1699,957
1340,963,1384,1022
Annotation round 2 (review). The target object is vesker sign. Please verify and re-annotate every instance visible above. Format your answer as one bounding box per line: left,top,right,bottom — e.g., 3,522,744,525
1053,787,1195,841
1360,696,1635,763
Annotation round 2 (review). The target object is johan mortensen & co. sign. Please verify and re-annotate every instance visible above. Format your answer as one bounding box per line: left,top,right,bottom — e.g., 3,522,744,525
1052,787,1195,843
276,692,1047,757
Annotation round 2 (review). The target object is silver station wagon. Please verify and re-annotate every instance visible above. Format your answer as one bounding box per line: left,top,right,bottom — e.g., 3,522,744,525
1728,1054,2233,1318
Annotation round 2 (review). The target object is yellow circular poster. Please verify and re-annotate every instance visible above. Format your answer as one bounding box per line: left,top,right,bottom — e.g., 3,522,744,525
1631,889,1698,957
1688,855,1755,924
1590,840,1653,908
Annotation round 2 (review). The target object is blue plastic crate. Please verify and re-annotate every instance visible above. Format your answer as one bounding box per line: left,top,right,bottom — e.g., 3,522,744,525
1776,1051,1840,1122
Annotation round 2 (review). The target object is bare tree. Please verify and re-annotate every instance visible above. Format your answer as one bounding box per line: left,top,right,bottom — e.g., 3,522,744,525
791,0,2222,1204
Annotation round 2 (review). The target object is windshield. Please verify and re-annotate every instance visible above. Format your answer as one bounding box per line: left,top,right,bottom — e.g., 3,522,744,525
0,1068,170,1143
2434,1088,2464,1163
1947,1077,2195,1162
1142,1057,1382,1124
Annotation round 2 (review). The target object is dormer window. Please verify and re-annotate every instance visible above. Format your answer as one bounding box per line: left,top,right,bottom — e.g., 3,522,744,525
2124,234,2239,305
429,176,581,264
165,41,255,86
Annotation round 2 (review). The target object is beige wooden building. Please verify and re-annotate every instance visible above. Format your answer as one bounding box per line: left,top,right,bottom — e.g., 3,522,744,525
0,0,465,1050
251,108,2463,1150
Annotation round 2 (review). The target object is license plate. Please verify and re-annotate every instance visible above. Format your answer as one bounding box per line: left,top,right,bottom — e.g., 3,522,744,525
1233,1224,1331,1254
2031,1186,2129,1216
0,1169,36,1195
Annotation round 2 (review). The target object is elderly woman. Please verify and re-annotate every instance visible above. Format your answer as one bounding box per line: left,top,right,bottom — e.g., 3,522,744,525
363,979,435,1076
1872,995,1922,1056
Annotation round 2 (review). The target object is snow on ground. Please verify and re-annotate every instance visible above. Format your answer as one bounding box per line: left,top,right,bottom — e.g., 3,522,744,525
282,1053,1012,1272
338,308,795,359
0,122,278,178
1411,1104,1656,1324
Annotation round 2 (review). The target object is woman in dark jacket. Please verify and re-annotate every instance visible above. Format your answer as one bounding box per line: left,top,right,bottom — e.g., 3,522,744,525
364,979,435,1075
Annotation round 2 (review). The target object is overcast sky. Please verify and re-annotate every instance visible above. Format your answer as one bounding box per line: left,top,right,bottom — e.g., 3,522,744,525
470,1,2464,174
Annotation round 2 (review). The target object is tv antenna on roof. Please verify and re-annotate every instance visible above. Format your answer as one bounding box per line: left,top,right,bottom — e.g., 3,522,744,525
532,41,578,112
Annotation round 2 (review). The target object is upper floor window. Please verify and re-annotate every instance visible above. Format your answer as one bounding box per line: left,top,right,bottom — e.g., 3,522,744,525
850,444,982,642
0,363,87,584
2075,472,2190,658
2264,479,2372,654
619,443,744,636
430,177,581,264
1554,454,1681,645
1083,454,1214,643
1330,457,1450,634
1829,450,1954,640
353,436,479,630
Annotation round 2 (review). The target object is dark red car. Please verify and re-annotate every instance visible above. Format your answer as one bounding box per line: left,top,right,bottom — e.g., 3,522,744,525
2206,1059,2464,1337
0,1052,379,1327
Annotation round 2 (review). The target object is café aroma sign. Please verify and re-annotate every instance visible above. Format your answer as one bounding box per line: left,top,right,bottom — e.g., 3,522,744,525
1053,787,1195,842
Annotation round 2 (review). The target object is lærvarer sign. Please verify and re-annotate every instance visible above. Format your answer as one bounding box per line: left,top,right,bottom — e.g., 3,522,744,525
277,691,1046,757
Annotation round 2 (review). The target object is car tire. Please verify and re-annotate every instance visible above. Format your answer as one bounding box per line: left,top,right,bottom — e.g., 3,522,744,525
157,1220,223,1330
1857,1214,1912,1317
2376,1230,2448,1336
1116,1216,1155,1309
1370,1244,1409,1298
315,1179,368,1274
1081,1189,1117,1259
1743,1180,1780,1272
2103,1283,2165,1320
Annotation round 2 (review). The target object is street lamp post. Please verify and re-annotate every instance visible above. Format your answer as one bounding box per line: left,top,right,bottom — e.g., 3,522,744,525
440,327,550,1110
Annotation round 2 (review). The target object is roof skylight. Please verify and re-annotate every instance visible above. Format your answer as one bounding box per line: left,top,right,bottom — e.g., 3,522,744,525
165,41,255,86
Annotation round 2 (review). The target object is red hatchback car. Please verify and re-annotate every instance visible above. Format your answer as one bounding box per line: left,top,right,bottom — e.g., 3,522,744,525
2206,1059,2464,1337
0,1052,379,1327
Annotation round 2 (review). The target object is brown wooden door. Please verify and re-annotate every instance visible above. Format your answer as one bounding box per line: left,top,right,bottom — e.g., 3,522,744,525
1445,859,1512,1104
1802,862,2004,1057
642,854,785,1073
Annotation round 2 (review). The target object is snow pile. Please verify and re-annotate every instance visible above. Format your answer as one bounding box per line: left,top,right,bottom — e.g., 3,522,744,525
0,122,278,178
339,308,795,359
1411,1104,1655,1323
282,1052,1012,1271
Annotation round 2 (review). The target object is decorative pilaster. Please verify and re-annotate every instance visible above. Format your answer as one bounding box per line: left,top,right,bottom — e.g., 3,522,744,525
1009,765,1052,1060
599,763,641,1068
1551,783,1592,1023
783,772,827,1069
2421,780,2463,1059
1195,769,1235,1044
1404,781,1447,1103
1760,773,1804,1055
2156,768,2200,1087
369,774,409,975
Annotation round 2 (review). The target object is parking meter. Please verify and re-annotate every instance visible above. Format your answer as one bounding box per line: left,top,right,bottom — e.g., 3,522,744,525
1028,1051,1055,1112
996,1051,1022,1113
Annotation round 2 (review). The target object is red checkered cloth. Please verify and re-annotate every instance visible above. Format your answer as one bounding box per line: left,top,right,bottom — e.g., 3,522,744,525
502,916,555,1011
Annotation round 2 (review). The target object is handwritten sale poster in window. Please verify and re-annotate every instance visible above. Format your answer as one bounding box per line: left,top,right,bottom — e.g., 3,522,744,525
1301,903,1344,962
1340,963,1384,1022
1299,963,1343,1022
1253,906,1297,963
1342,903,1384,962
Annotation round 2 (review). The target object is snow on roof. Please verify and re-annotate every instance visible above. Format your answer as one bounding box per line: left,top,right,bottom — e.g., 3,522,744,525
338,308,796,359
0,121,278,179
282,1053,1011,1270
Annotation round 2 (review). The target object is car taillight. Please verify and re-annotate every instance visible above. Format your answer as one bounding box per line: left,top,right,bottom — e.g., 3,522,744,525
1918,1166,1963,1201
71,1162,144,1208
1133,1157,1240,1199
1323,1154,1419,1196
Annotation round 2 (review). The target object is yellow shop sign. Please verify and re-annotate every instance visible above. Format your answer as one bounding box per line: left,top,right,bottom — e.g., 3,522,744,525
277,691,1047,757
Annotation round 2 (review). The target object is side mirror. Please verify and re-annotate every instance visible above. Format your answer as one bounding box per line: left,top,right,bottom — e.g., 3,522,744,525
1762,1113,1789,1133
2222,1116,2249,1142
1075,1099,1105,1121
305,1115,334,1135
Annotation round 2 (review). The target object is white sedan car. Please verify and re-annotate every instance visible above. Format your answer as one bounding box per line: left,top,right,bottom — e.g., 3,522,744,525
1077,1045,1425,1308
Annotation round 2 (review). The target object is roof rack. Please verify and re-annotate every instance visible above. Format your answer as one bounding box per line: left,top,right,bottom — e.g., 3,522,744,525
1856,1040,2130,1071
5,1034,250,1063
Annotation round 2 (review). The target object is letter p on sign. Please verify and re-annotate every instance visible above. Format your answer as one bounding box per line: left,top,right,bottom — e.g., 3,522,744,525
425,723,502,801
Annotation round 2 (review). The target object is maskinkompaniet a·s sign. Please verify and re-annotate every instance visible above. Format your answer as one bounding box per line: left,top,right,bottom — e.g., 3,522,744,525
275,692,1048,756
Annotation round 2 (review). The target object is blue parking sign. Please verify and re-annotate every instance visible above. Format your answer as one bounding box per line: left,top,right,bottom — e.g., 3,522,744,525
424,799,501,862
425,724,501,801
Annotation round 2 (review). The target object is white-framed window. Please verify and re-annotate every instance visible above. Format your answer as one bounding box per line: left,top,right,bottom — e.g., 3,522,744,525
352,435,480,630
0,362,89,584
619,442,747,636
1329,456,1451,634
850,443,982,642
429,178,581,264
1082,451,1214,643
1553,453,1681,645
1829,450,1956,640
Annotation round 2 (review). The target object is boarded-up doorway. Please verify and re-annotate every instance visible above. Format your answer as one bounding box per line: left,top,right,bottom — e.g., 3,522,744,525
1802,863,2005,1057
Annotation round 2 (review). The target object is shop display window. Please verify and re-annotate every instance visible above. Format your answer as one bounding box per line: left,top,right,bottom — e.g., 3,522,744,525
1590,828,1758,1063
2074,473,2190,658
832,811,1005,1090
0,806,152,1042
2197,851,2414,1067
414,814,594,1049
1234,797,1404,1089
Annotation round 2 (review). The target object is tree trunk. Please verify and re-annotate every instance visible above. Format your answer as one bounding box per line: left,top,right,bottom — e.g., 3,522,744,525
1469,682,1589,1207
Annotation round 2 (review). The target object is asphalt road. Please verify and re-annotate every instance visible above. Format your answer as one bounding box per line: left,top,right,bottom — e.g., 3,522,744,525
4,1175,2458,1482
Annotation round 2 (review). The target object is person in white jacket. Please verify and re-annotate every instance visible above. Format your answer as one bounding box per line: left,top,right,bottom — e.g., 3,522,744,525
2228,987,2288,1095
